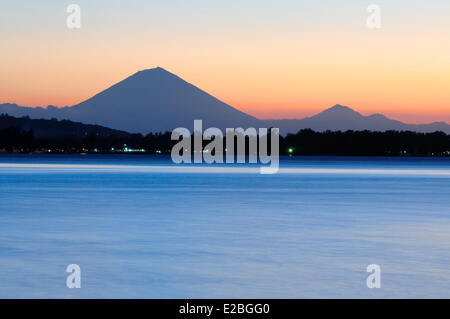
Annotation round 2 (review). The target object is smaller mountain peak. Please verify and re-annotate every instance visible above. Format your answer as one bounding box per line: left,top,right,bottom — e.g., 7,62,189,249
320,104,359,114
313,104,362,120
329,104,353,111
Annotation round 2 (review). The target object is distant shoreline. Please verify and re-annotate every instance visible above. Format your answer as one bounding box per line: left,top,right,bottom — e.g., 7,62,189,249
0,153,449,158
1,114,449,157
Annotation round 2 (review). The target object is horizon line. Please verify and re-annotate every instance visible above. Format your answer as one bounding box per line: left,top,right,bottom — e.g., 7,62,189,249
1,67,449,126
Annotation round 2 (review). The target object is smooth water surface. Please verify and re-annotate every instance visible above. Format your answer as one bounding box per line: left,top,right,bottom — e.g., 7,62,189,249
0,155,449,298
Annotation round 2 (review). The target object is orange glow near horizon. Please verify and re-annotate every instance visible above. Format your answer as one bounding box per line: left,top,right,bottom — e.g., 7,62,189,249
2,66,450,124
1,2,449,124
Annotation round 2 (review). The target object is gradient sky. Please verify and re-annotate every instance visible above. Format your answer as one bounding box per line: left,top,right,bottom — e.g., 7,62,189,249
1,0,449,123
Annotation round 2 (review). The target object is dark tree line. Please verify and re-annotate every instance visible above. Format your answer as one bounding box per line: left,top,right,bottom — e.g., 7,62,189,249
0,126,173,154
281,129,450,156
1,126,449,156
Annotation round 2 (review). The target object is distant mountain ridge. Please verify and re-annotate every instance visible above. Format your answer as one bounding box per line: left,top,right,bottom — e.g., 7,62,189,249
263,104,450,135
1,67,449,134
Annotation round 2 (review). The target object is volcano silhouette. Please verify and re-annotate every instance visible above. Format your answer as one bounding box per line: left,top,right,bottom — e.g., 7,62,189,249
0,67,260,133
1,67,449,134
65,67,261,132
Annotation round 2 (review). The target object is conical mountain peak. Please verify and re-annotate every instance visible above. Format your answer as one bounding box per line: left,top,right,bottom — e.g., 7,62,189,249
1,71,449,134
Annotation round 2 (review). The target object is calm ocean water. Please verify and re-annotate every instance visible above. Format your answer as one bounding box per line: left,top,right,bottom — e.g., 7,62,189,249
0,154,449,298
